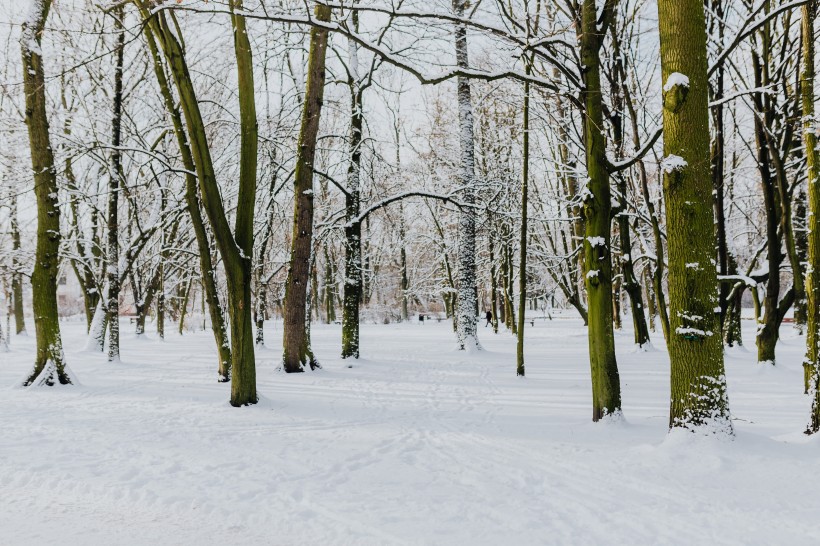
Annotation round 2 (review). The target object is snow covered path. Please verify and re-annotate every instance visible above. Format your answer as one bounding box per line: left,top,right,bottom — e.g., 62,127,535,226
1,317,818,545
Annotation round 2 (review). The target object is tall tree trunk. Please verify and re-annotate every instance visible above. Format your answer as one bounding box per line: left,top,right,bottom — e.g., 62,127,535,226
452,0,480,350
106,6,125,362
516,73,530,376
801,2,820,432
609,19,650,347
657,0,731,431
752,49,787,365
489,224,499,333
341,98,362,358
708,0,730,332
400,203,409,322
137,2,257,404
226,0,259,402
283,3,330,372
20,0,73,386
579,0,621,421
142,18,232,378
10,192,25,335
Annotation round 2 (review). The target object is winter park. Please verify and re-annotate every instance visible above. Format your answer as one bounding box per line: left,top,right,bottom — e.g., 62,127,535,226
2,0,820,544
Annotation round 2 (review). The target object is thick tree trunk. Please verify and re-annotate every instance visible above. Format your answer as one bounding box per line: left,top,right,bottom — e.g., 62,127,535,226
21,0,73,386
801,3,820,432
658,0,731,431
282,3,330,372
579,0,621,421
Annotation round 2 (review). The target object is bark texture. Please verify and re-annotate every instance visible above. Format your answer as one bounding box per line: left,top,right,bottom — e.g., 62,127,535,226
579,0,621,420
283,3,331,372
453,0,480,351
658,0,731,431
21,0,73,386
801,2,820,432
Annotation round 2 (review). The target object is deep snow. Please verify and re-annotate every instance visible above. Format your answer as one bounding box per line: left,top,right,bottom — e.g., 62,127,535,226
1,314,818,545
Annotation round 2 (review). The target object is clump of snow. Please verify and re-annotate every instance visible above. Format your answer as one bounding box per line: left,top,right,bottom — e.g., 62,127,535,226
663,72,690,93
661,154,688,174
586,236,606,247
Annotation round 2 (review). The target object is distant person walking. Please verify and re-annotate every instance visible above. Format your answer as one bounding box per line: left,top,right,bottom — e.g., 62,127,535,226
485,310,493,327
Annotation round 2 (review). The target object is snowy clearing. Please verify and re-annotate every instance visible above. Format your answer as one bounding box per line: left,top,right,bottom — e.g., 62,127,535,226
1,317,818,545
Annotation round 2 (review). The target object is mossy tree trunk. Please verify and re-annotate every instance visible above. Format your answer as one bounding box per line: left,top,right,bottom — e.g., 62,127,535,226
579,0,621,421
283,3,331,372
136,1,257,404
657,0,731,431
142,18,231,378
801,2,820,432
21,0,73,386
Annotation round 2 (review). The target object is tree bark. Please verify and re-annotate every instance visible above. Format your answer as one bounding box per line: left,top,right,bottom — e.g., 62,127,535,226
137,1,257,404
9,192,26,335
283,3,331,372
21,0,73,386
516,72,530,376
106,5,125,362
801,1,820,432
453,0,480,351
341,29,363,357
579,0,621,421
658,0,731,431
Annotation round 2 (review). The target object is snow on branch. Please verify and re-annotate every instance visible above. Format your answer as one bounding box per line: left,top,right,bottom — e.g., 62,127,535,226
151,3,565,94
606,128,663,172
708,0,811,77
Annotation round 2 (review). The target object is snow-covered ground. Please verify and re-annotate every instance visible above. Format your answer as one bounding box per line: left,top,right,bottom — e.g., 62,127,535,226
1,314,818,545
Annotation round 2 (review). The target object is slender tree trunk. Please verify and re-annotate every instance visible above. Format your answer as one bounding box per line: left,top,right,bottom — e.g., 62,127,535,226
516,74,530,376
156,187,167,340
452,0,480,350
610,21,649,347
801,2,820,432
340,68,362,357
21,0,73,386
283,3,331,372
225,0,259,402
708,0,730,331
579,0,621,421
178,276,193,336
142,21,232,378
400,203,409,322
138,1,257,404
106,6,125,362
489,225,499,333
10,192,25,335
658,0,731,431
